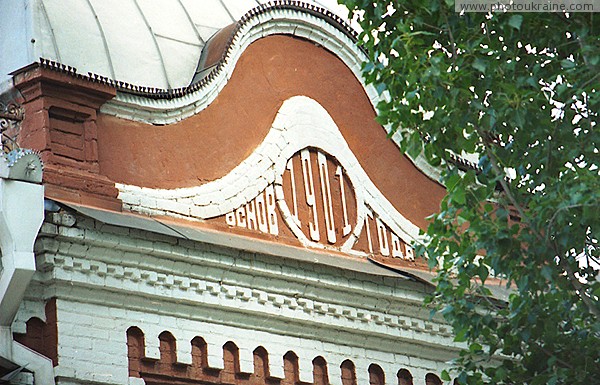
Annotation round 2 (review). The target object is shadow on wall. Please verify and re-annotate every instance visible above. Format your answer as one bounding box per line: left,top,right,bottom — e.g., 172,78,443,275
127,327,448,385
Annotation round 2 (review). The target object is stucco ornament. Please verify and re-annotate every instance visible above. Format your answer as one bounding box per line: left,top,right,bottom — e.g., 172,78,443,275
118,96,419,258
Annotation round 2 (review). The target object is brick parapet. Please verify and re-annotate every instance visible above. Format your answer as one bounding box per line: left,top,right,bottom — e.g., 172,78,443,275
12,210,457,384
11,63,121,210
124,327,442,385
14,293,446,385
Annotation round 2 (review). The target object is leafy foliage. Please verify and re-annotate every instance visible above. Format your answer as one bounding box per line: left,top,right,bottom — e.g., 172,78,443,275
339,1,600,383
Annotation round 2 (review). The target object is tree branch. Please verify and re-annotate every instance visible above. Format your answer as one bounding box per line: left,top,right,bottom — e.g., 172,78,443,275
558,254,600,319
475,126,600,320
545,203,595,242
442,9,458,67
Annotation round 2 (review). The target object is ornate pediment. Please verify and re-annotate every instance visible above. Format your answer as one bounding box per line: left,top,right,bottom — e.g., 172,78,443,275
117,96,420,261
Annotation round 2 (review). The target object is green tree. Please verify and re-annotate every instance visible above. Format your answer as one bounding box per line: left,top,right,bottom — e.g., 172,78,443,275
339,1,600,383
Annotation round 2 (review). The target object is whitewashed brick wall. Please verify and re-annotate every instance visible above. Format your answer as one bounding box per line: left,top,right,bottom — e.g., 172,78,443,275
32,300,448,385
13,211,459,385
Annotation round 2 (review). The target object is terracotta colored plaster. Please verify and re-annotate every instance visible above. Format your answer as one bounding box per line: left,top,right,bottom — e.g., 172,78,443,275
206,148,358,250
207,193,299,247
97,35,445,230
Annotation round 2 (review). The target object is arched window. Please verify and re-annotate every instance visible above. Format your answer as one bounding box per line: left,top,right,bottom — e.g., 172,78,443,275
223,341,240,381
126,327,145,377
283,351,300,385
341,359,357,385
253,346,270,378
313,356,329,385
397,368,413,385
425,373,443,385
191,336,208,370
159,331,177,364
368,364,385,385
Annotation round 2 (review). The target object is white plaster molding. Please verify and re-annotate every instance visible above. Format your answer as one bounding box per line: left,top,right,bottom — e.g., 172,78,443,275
100,9,363,125
117,96,421,252
11,299,48,334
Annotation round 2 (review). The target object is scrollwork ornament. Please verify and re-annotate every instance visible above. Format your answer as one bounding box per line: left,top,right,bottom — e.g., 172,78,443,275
0,101,24,153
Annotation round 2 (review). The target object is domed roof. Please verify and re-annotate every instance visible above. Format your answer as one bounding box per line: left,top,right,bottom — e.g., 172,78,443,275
1,0,351,89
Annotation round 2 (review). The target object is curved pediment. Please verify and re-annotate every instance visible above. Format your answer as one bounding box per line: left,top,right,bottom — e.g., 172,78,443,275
116,96,427,261
97,35,445,235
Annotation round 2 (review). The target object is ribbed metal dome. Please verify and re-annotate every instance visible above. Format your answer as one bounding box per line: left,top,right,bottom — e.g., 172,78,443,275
0,0,350,89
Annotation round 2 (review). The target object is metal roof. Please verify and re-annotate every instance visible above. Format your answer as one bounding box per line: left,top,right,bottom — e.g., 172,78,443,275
1,0,351,88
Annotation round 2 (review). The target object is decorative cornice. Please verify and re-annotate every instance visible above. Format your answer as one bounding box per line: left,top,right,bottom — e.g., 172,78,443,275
8,4,450,184
35,213,455,347
13,2,358,104
12,59,117,100
447,152,482,173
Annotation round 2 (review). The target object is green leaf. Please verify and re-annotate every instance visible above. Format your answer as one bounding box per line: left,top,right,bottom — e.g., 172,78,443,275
508,15,523,30
472,58,487,74
479,265,489,282
453,187,466,205
446,173,461,190
454,328,468,342
561,59,576,69
541,266,553,281
441,370,451,381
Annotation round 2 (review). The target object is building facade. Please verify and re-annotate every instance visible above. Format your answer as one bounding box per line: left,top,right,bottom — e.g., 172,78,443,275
0,1,468,384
